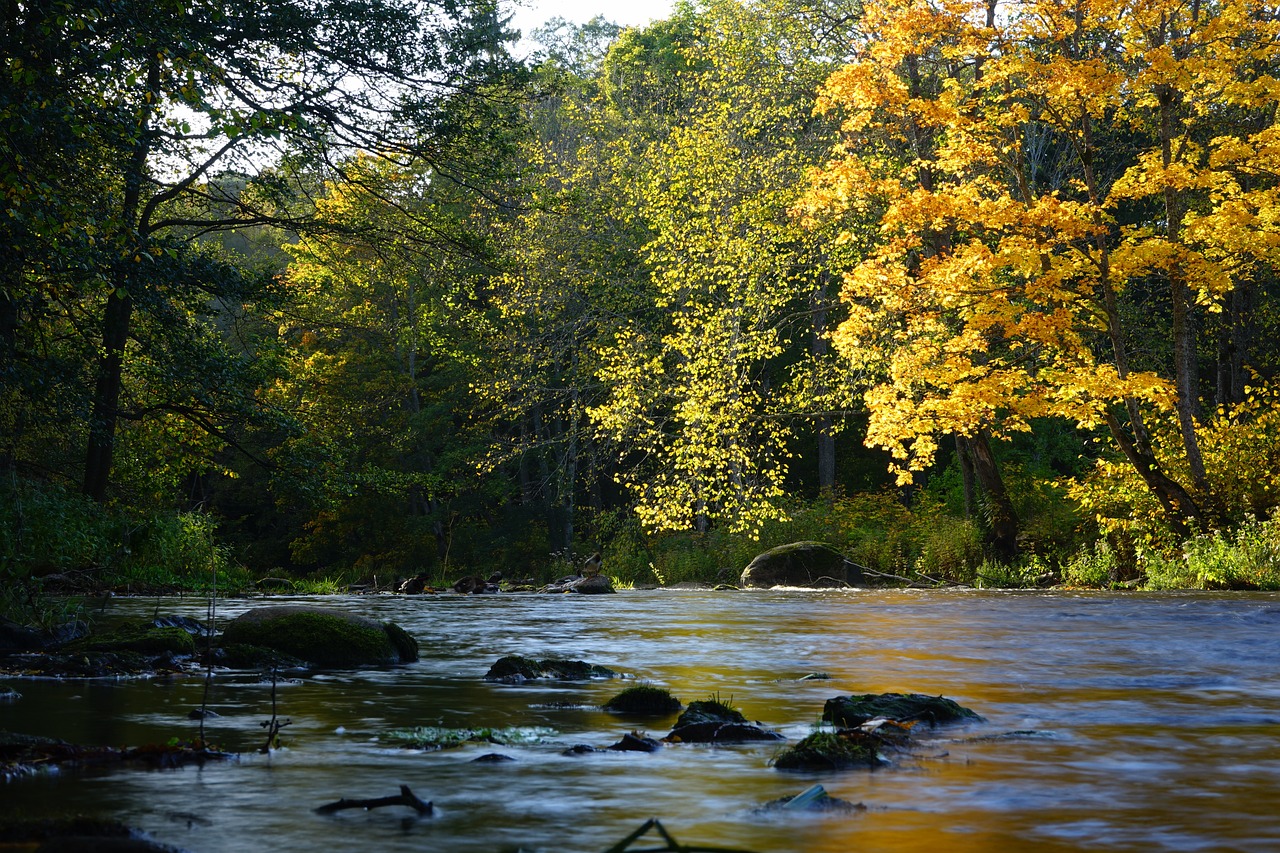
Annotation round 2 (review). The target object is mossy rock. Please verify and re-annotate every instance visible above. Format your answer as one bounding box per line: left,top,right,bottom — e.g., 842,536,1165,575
675,699,747,728
603,685,682,715
211,643,307,671
739,541,862,588
667,722,784,744
220,606,417,668
823,692,983,728
63,621,196,657
773,730,887,771
484,655,618,682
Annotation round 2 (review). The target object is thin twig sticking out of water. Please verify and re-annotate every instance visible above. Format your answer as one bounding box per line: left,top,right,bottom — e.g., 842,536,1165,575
260,666,291,753
198,559,216,746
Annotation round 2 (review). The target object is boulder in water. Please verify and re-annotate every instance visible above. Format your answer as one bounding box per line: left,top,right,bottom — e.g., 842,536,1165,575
540,575,616,594
220,606,418,667
603,685,682,716
484,655,618,682
739,542,862,588
823,692,983,727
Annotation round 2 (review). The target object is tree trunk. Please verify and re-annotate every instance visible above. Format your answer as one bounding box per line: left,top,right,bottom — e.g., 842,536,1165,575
82,57,158,502
1159,86,1208,494
956,434,977,520
1103,409,1200,536
959,432,1018,561
811,275,836,493
1216,275,1250,407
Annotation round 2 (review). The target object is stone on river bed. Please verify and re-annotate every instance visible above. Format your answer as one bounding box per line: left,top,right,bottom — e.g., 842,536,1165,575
603,685,682,715
484,655,618,682
739,541,863,588
539,575,616,594
220,606,418,667
823,692,984,727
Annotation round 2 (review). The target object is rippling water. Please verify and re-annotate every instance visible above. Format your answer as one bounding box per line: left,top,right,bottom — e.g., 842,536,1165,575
3,589,1280,852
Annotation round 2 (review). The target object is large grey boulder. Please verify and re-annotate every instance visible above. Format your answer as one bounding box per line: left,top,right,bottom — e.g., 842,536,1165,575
739,541,862,588
220,605,418,667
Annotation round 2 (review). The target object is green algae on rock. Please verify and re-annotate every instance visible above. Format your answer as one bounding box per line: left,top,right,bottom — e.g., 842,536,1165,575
604,684,682,715
220,606,418,667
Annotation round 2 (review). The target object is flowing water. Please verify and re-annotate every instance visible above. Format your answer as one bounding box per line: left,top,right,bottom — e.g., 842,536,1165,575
3,589,1280,852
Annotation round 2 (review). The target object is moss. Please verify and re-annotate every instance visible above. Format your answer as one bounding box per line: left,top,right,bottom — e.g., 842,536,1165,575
221,606,413,667
823,693,983,728
383,622,419,663
212,643,306,670
603,685,682,715
63,621,195,657
773,730,887,771
675,698,746,727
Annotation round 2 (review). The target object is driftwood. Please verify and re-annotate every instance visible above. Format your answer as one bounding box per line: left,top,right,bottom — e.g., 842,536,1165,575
315,784,433,816
603,819,759,853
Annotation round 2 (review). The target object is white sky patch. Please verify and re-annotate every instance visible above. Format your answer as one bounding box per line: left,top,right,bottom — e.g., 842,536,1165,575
504,0,675,54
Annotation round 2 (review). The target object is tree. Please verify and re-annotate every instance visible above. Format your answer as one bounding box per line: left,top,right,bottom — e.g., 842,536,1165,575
2,0,519,502
805,0,1280,538
587,0,863,534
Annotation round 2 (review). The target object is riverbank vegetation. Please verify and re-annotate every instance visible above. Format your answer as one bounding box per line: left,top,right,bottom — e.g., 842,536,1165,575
4,0,1280,613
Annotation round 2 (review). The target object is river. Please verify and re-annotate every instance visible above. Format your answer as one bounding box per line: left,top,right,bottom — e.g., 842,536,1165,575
2,589,1279,852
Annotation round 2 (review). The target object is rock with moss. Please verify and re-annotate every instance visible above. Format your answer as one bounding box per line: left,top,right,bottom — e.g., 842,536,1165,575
666,697,782,743
220,606,418,668
739,542,863,588
484,655,618,682
0,651,154,678
63,621,196,658
675,699,747,727
604,685,682,716
773,729,888,771
209,643,307,671
823,692,983,728
666,722,784,744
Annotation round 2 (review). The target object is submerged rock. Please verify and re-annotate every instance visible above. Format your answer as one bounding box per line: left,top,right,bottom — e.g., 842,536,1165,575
607,732,662,752
739,542,863,588
757,784,866,814
823,693,983,728
220,606,418,668
484,655,619,682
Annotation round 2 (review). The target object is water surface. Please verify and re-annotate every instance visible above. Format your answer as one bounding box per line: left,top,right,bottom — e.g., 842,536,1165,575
3,589,1278,852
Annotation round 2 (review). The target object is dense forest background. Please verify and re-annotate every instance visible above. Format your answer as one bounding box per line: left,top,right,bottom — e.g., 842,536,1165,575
4,0,1280,604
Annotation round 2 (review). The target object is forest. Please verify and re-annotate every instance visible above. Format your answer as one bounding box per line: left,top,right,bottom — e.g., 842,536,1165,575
4,0,1280,606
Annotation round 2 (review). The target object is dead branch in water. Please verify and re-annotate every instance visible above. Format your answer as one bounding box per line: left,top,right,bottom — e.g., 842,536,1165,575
315,784,433,816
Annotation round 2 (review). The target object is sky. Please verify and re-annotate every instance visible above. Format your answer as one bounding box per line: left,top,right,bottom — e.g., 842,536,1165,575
505,0,675,46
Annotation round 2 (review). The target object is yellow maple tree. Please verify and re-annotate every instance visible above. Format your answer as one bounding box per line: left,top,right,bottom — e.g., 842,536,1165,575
804,0,1280,535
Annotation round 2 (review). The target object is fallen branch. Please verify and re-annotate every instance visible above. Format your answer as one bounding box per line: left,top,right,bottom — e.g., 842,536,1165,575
315,784,433,816
602,818,759,853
